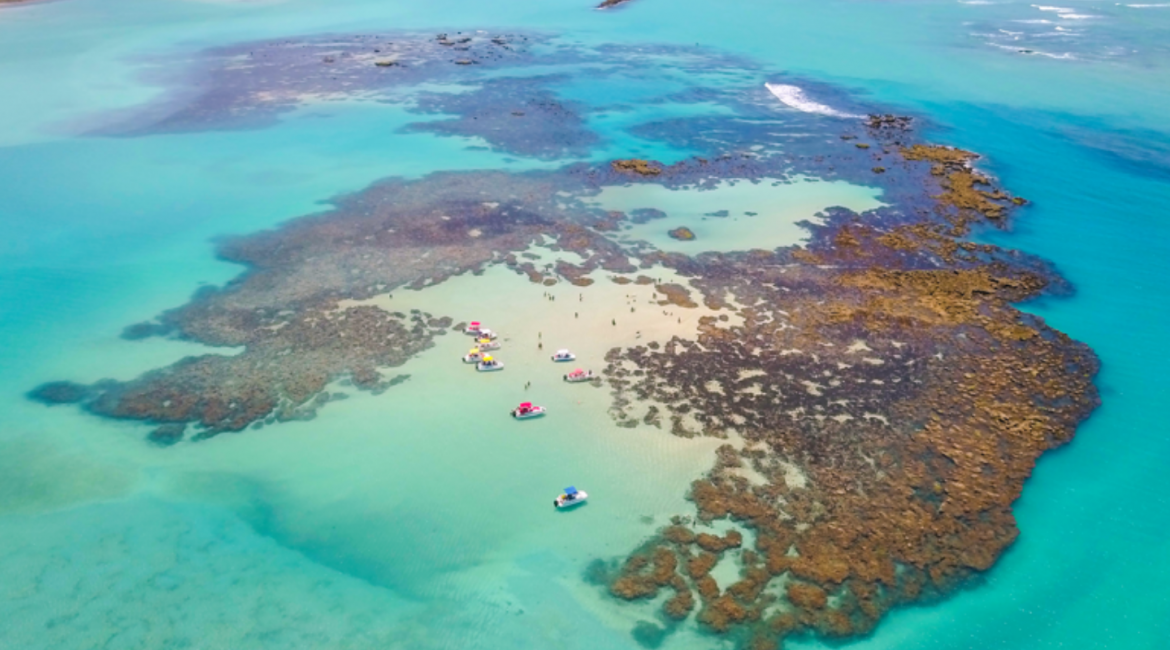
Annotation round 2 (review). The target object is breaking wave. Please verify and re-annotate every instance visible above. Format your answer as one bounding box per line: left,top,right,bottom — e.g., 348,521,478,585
764,83,863,119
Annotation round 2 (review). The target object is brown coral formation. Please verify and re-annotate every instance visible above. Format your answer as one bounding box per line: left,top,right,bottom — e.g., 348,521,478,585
611,158,663,176
668,226,696,241
30,170,645,439
603,139,1098,646
901,144,1021,228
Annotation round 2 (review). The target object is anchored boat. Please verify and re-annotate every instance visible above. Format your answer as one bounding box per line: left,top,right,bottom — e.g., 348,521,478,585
465,321,484,335
477,337,500,351
555,486,588,509
564,368,594,383
512,402,546,419
551,349,576,362
462,348,482,363
476,355,504,372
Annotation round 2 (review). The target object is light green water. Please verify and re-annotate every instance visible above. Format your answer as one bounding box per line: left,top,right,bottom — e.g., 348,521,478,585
591,177,885,253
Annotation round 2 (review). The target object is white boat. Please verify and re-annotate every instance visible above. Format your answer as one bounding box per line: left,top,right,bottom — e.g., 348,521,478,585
555,486,588,509
563,368,594,383
465,321,484,335
477,338,500,351
512,402,546,419
551,349,576,362
479,328,499,341
462,348,482,363
476,355,504,372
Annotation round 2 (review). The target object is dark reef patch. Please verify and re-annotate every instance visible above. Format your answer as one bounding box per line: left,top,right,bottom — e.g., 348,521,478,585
49,31,1099,648
402,75,601,159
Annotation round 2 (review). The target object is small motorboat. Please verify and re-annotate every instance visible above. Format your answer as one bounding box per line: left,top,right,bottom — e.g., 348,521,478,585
477,337,500,351
551,349,576,362
478,328,499,341
555,486,588,509
465,321,483,335
476,355,504,372
462,348,482,363
563,368,594,383
512,402,546,419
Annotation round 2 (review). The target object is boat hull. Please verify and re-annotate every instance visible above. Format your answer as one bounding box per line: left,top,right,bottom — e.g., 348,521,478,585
476,362,504,372
551,355,576,362
564,372,593,382
554,492,588,509
512,408,546,419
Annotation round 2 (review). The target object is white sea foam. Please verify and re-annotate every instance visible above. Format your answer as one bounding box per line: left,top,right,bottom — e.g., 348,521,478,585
1031,4,1102,18
959,0,995,5
764,83,862,119
1014,18,1056,23
987,42,1078,58
1120,3,1170,7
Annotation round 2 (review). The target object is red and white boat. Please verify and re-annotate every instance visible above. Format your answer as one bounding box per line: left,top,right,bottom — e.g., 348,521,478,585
512,402,546,419
563,368,594,383
465,321,483,335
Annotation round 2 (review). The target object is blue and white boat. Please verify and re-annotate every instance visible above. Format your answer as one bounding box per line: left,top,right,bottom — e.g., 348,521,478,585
554,486,588,509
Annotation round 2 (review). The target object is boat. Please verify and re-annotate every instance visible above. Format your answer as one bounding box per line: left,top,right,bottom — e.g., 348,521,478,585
478,328,499,341
476,355,504,372
465,321,483,335
554,486,588,509
563,368,594,383
512,402,546,419
477,337,500,351
462,348,482,363
551,349,576,362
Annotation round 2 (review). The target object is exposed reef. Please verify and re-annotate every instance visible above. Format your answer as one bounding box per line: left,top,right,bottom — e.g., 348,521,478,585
667,227,696,241
613,159,664,176
43,31,1098,648
599,140,1097,648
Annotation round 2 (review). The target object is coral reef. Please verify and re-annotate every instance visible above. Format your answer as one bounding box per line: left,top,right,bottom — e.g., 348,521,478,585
668,226,696,241
601,130,1098,646
612,159,663,176
36,30,1099,648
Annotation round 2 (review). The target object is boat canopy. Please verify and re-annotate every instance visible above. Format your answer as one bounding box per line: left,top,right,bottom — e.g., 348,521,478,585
564,486,578,495
483,355,494,362
557,349,570,354
573,368,583,373
469,321,481,327
469,348,479,354
520,402,533,408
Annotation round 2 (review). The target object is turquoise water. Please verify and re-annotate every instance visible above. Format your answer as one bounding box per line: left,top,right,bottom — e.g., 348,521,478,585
2,0,1169,648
